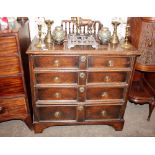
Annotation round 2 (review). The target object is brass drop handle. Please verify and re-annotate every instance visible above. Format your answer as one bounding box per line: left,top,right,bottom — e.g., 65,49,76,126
104,75,110,82
53,59,60,67
107,60,114,67
54,92,61,98
79,87,85,93
101,92,108,98
79,72,86,79
101,110,107,117
53,76,60,83
54,111,62,119
77,105,84,111
80,56,87,62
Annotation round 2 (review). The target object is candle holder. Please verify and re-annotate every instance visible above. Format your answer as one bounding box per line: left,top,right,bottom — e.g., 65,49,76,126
35,24,45,48
110,21,120,45
44,20,54,44
121,24,133,49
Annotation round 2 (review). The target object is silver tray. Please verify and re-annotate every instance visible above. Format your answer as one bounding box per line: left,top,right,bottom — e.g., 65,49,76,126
67,34,98,49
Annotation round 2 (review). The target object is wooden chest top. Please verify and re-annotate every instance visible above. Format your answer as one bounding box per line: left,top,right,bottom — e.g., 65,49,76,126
27,38,140,56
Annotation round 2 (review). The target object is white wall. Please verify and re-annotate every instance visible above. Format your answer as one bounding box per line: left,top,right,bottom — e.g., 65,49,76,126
29,17,127,40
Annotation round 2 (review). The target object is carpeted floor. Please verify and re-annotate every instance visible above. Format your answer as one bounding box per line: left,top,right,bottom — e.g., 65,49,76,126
0,102,155,137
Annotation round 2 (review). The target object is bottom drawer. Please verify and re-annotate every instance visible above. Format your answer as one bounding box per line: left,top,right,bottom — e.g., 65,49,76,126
36,104,122,122
37,105,77,121
0,97,28,121
85,105,122,120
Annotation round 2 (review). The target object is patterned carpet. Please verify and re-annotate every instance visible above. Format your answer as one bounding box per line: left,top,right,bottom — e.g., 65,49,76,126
0,102,155,137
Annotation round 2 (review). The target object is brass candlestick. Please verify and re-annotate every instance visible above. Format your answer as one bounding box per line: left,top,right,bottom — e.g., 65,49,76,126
35,24,44,48
110,21,120,45
44,20,54,44
121,24,133,49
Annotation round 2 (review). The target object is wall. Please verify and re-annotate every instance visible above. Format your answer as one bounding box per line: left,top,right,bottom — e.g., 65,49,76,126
29,17,127,40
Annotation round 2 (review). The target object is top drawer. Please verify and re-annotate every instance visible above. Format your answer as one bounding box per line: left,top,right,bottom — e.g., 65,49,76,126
0,36,18,55
34,55,79,69
88,56,131,68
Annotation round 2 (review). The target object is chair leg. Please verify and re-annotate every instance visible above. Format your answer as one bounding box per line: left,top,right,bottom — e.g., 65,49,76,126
147,102,155,121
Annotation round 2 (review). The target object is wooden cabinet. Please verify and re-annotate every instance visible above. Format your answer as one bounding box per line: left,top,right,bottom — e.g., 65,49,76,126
27,38,140,133
128,17,155,120
0,19,32,129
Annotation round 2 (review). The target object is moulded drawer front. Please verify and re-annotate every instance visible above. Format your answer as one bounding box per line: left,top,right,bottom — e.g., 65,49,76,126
88,56,131,68
35,72,77,84
0,97,27,121
0,36,17,54
85,105,122,120
34,56,79,68
37,105,77,121
37,87,77,100
0,76,24,97
0,56,21,76
86,87,124,100
87,72,128,83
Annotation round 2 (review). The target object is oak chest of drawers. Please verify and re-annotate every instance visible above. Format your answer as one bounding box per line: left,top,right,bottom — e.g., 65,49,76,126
27,38,140,133
0,19,32,129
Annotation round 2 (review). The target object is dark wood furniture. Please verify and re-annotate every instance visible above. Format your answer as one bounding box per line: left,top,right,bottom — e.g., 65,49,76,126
27,38,140,133
0,19,32,129
128,17,155,120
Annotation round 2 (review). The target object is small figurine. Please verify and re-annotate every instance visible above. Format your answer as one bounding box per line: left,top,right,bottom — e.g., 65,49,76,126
71,17,95,34
0,17,9,30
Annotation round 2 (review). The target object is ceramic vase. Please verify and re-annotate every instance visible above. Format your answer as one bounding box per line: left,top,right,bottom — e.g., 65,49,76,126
52,26,65,44
98,27,111,44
